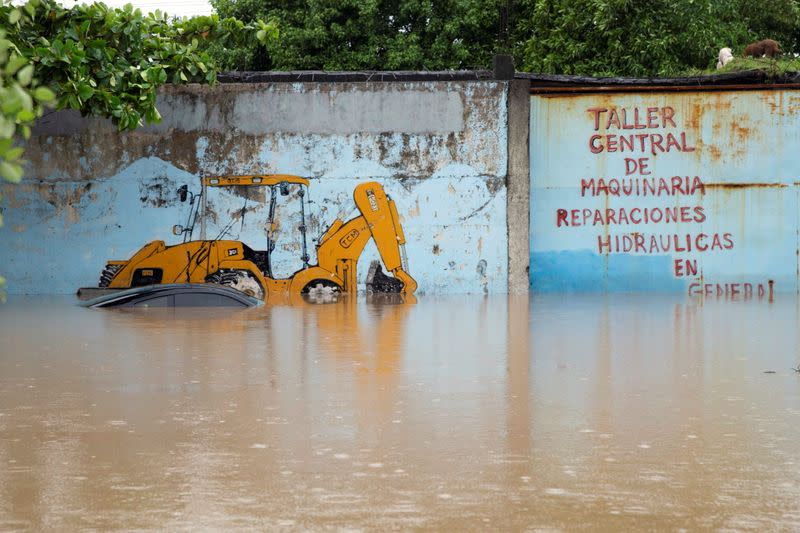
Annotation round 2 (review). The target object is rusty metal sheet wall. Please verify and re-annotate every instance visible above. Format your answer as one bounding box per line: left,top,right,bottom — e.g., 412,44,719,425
530,90,800,295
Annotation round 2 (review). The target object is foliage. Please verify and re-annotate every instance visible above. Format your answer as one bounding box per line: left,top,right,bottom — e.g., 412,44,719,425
210,0,500,71
519,0,723,76
0,0,276,297
515,0,800,76
0,19,54,297
0,0,277,185
2,0,276,136
735,0,800,54
0,16,54,185
210,0,800,76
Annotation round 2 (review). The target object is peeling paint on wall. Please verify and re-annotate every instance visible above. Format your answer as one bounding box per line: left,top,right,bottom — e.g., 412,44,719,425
2,81,508,294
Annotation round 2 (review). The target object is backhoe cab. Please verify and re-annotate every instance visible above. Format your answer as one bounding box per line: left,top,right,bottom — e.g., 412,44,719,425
91,174,417,301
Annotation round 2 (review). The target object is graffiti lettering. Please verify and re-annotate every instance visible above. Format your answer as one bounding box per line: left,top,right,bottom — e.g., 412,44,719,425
554,103,740,286
589,132,696,154
557,206,706,227
580,176,705,197
588,106,676,131
596,233,734,254
625,158,651,175
673,259,698,277
587,106,695,155
688,282,773,300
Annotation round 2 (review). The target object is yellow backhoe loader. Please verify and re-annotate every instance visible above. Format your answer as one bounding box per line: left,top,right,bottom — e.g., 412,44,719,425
87,174,417,301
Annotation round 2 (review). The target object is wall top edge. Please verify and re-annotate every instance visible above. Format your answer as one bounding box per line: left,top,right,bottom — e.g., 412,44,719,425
214,69,800,90
216,70,496,83
520,70,800,93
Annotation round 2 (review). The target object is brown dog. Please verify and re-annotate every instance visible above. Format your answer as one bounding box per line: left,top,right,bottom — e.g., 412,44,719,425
744,39,781,58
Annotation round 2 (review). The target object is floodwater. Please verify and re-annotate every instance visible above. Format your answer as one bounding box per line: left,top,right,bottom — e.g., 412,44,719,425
1,293,800,530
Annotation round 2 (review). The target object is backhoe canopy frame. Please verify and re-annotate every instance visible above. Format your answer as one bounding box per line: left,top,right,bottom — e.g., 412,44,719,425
202,175,310,188
197,174,312,279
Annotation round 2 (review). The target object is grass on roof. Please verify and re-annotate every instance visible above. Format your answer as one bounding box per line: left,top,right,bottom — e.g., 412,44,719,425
685,56,800,77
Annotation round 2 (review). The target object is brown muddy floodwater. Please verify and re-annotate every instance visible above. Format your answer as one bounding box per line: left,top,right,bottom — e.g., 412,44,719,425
1,294,800,530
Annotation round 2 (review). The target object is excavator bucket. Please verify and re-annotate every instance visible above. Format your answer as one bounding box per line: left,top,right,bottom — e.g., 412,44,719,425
365,260,404,293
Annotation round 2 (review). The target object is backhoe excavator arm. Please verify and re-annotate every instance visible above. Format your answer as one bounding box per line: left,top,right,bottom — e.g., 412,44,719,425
316,182,417,294
353,182,417,294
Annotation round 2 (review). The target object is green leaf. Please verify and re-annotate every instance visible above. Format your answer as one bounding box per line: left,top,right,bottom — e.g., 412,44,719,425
144,105,161,123
1,93,21,116
0,118,15,139
16,65,34,87
8,9,21,24
3,147,24,161
23,1,35,18
5,55,28,76
77,84,95,101
16,109,36,123
0,161,23,183
11,85,33,113
33,87,55,102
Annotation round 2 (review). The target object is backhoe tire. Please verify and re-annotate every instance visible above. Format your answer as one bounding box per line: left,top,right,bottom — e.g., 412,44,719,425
98,264,122,287
301,279,341,304
205,269,264,300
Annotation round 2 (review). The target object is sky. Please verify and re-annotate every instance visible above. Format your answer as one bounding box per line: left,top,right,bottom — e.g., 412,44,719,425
61,0,214,18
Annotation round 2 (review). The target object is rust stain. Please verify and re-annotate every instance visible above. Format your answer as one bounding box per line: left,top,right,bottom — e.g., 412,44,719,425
687,102,703,130
759,90,793,116
407,199,420,218
704,182,787,189
706,143,722,162
788,95,800,115
710,96,733,113
731,122,751,144
531,84,800,95
711,116,722,140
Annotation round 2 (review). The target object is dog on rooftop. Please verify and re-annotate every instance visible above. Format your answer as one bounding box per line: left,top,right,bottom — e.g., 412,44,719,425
743,39,781,58
716,47,733,69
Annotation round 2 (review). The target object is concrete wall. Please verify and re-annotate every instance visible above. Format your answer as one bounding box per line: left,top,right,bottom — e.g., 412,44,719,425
530,89,800,295
1,81,509,294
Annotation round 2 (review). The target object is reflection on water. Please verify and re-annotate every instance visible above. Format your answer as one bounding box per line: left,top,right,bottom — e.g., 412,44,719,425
1,294,800,529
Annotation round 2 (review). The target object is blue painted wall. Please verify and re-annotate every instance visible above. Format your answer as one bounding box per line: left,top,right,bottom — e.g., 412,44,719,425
530,90,800,294
1,81,508,294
